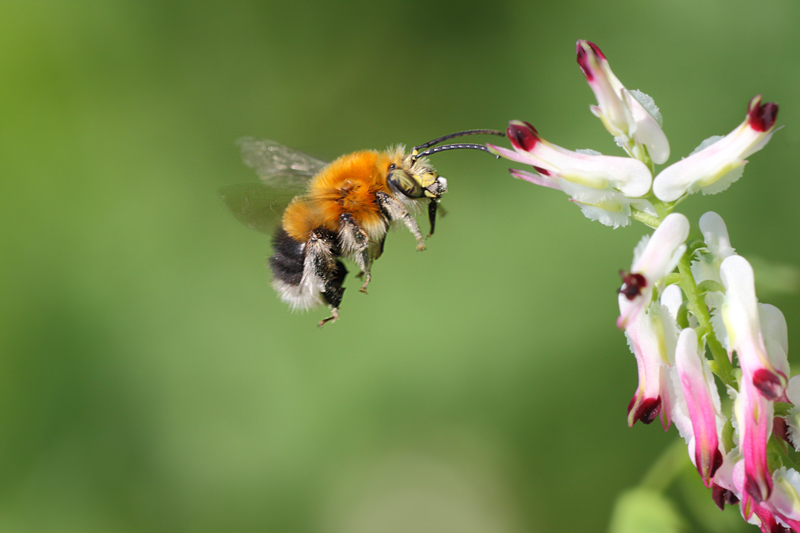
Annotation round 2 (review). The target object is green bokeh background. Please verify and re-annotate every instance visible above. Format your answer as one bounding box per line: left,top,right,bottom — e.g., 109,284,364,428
3,1,799,531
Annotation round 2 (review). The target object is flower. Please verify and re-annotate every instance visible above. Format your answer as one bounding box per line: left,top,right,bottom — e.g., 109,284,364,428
618,214,689,428
490,121,653,197
618,213,689,329
719,256,787,400
674,328,724,487
621,296,672,427
576,39,670,164
489,121,655,228
735,363,776,505
652,96,779,202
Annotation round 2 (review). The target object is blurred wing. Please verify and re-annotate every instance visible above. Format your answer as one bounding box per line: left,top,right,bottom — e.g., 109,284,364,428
238,137,329,189
219,183,299,234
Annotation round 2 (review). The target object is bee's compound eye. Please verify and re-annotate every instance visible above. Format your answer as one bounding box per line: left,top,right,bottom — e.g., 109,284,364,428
387,168,424,198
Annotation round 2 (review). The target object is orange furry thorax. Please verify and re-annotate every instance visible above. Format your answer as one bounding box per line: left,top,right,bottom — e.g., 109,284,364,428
282,150,396,242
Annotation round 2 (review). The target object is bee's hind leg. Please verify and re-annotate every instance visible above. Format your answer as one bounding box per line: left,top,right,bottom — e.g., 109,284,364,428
318,307,339,327
338,213,373,293
306,228,348,327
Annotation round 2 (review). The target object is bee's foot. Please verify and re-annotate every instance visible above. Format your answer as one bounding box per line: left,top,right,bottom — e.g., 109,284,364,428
359,273,371,293
318,308,339,327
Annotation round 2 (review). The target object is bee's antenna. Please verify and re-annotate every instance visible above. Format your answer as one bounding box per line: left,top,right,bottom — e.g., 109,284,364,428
412,143,499,160
412,129,505,154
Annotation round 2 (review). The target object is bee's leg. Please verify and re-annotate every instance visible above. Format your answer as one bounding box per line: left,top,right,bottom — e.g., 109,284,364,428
306,228,348,327
375,191,426,251
338,213,373,293
318,307,338,327
374,235,387,260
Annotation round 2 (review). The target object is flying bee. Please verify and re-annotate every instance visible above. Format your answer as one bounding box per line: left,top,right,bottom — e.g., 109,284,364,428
221,129,504,326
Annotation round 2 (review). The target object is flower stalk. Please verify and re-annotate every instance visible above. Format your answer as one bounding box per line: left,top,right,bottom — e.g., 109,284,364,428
675,253,734,386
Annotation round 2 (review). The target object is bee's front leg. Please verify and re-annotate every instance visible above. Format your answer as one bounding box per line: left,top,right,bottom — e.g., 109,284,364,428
375,191,426,251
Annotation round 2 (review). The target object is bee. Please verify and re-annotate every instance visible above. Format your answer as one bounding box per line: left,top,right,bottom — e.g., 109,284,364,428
221,129,504,326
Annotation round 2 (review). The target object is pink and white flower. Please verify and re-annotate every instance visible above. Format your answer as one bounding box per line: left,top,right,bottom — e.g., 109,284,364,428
653,96,779,202
719,256,787,400
618,215,689,427
490,120,653,197
576,39,670,165
618,213,689,329
674,328,725,487
489,120,655,228
735,364,776,504
620,296,672,427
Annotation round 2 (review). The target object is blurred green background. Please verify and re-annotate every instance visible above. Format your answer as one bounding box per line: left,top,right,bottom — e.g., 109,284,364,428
2,0,799,531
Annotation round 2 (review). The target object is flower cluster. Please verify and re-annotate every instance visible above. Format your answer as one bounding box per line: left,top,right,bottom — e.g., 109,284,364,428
621,211,800,530
488,40,778,229
491,40,797,532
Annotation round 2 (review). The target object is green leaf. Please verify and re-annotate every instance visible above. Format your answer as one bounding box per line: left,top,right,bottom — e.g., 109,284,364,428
608,488,684,533
697,280,724,295
774,402,792,417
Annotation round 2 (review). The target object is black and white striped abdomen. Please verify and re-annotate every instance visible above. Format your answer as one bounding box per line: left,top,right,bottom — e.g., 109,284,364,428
268,227,348,312
269,228,305,286
269,228,322,310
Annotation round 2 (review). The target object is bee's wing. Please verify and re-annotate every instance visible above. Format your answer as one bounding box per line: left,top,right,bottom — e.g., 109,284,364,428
238,137,329,188
219,183,302,234
222,138,329,234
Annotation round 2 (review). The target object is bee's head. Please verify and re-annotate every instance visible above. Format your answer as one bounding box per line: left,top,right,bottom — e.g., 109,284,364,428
385,128,506,200
386,154,447,200
385,129,505,237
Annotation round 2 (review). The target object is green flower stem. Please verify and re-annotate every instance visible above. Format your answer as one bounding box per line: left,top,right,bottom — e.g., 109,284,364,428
676,254,734,386
640,438,691,492
641,200,733,387
631,209,661,228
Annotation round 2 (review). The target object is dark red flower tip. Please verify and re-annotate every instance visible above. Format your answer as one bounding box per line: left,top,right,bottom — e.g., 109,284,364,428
584,40,605,60
711,485,726,511
618,271,647,300
627,395,661,425
507,121,539,152
753,368,785,400
698,448,724,486
744,474,771,503
532,165,550,176
576,40,607,81
576,42,593,81
747,95,779,132
712,484,739,511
